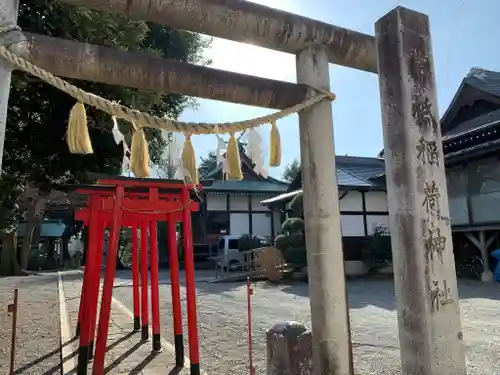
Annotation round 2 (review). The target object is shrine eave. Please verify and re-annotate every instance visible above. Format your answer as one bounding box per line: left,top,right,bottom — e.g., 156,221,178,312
443,120,500,164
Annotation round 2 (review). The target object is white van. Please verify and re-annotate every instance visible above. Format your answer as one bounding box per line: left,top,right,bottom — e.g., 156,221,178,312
216,235,268,271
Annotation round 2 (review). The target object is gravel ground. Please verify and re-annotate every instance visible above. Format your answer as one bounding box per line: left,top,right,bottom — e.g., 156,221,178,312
0,273,61,375
110,270,500,375
59,272,190,375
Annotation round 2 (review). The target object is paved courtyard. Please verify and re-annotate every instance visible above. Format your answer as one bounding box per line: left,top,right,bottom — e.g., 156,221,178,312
0,273,61,375
1,270,498,375
109,270,500,375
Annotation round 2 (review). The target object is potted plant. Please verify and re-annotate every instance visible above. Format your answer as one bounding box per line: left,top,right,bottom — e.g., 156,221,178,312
362,226,393,275
275,218,307,277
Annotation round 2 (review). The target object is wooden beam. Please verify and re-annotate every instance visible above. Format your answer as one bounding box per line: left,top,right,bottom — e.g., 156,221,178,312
100,198,199,212
465,231,495,281
465,231,481,250
486,233,497,248
57,0,378,73
16,32,308,109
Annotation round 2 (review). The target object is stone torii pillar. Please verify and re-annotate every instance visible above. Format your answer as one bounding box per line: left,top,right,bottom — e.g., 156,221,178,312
375,7,467,375
0,0,21,173
296,45,352,375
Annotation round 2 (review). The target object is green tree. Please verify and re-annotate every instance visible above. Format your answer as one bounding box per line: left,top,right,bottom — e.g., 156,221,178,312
0,0,210,275
198,151,218,179
282,159,300,182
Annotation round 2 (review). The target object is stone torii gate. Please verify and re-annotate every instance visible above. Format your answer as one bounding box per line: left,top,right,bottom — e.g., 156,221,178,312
0,1,467,375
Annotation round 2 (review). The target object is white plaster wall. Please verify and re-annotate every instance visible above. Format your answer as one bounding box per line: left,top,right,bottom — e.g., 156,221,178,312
471,192,500,223
273,211,282,236
251,195,271,211
229,195,249,211
366,215,390,235
252,213,272,238
448,196,469,225
446,166,469,225
340,215,365,236
365,191,388,212
339,190,363,211
206,194,227,211
230,213,249,237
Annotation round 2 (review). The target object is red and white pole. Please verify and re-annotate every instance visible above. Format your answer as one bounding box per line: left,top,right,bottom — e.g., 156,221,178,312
8,288,18,375
149,220,162,352
77,195,100,374
87,220,106,360
168,214,184,367
131,223,141,331
182,187,200,375
92,186,124,375
140,221,150,341
247,277,255,375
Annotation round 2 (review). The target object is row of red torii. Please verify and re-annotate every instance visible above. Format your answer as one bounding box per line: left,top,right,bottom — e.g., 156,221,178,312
71,175,204,375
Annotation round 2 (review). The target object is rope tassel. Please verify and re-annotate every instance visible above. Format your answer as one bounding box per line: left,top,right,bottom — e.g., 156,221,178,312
269,121,281,167
66,102,93,154
0,45,334,138
226,133,243,180
130,126,150,178
181,134,198,184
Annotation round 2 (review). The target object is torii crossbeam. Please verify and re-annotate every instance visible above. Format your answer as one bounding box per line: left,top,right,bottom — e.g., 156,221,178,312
0,1,468,374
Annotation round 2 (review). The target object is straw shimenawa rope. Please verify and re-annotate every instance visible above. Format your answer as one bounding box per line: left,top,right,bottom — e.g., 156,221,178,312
0,45,335,135
0,43,336,179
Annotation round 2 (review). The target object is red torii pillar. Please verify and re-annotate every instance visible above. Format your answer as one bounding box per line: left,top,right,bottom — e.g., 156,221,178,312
73,179,201,375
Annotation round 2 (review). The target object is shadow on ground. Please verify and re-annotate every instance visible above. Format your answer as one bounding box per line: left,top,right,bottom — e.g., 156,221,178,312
93,267,500,312
279,277,500,311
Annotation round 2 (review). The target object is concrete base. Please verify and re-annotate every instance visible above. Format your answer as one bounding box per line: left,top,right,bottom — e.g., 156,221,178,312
481,270,494,282
378,265,394,275
344,260,368,276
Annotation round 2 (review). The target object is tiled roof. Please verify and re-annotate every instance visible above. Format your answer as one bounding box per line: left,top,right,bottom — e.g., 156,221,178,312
262,156,387,206
203,148,289,189
443,108,500,140
465,68,500,97
380,67,500,157
336,167,372,187
288,155,386,192
203,155,386,194
336,156,386,184
441,67,500,133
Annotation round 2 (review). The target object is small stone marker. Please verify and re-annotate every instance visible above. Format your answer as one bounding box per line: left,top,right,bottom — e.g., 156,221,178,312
267,321,312,375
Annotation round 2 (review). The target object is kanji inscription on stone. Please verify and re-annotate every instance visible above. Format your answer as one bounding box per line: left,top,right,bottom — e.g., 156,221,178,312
430,279,454,313
424,226,446,264
408,43,431,90
422,181,441,218
416,136,439,166
411,94,438,132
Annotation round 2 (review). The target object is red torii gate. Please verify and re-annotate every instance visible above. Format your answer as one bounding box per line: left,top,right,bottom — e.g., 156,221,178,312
71,176,204,375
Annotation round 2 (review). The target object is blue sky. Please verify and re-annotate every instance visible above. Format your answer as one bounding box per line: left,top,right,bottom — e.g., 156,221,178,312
178,0,493,179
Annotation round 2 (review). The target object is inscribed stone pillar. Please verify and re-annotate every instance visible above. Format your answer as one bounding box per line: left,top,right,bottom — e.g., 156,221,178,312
296,45,352,375
375,7,467,375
